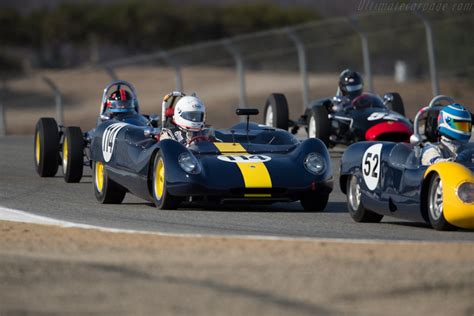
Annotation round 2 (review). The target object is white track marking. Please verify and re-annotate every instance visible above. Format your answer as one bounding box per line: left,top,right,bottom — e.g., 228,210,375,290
0,206,468,245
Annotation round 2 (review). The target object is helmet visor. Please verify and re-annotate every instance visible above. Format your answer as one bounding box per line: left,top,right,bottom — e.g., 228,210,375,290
345,84,363,92
447,119,472,134
181,111,204,122
108,100,134,112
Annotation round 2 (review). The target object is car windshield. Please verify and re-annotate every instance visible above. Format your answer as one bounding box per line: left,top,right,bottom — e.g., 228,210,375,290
214,129,299,146
351,93,385,110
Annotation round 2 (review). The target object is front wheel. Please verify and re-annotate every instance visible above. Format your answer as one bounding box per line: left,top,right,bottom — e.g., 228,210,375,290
346,175,383,223
307,106,330,146
62,126,84,183
427,173,456,231
300,193,329,212
263,93,289,130
93,161,126,204
34,118,60,177
151,153,182,210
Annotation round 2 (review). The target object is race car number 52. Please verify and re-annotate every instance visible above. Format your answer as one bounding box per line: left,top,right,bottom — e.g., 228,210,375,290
362,144,382,190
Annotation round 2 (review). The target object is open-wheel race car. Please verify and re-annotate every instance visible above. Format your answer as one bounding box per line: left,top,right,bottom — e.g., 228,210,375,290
262,91,412,147
34,80,333,211
339,95,474,231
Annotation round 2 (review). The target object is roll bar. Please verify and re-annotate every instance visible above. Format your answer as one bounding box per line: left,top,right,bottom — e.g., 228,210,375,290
161,91,186,127
410,95,455,156
100,80,139,115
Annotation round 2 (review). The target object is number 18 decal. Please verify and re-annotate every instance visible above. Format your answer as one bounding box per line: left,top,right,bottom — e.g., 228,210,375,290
362,144,382,190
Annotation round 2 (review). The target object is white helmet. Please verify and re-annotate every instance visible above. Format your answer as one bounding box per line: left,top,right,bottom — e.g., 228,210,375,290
173,96,206,132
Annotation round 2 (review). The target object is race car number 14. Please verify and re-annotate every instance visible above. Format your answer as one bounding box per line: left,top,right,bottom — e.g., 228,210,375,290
362,144,382,190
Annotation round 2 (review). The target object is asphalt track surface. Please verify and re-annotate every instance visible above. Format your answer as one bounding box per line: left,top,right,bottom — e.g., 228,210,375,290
1,136,473,242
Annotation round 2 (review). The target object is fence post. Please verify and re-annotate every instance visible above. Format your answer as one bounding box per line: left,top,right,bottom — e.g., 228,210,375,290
0,99,5,137
415,12,439,97
222,39,247,109
104,66,119,80
286,27,310,111
159,51,184,91
41,76,64,125
349,17,373,92
0,80,6,137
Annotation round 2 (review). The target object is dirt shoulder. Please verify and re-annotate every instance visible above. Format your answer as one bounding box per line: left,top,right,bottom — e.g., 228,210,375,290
1,220,473,316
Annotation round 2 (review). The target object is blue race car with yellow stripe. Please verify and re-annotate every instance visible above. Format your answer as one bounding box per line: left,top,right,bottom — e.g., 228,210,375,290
89,108,333,211
339,95,474,230
34,82,333,211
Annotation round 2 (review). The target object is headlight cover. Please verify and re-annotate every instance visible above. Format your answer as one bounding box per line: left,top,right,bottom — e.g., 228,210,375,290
178,152,201,174
304,153,326,175
456,182,474,204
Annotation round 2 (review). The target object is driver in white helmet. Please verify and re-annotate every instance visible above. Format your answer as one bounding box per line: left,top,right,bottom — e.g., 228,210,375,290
160,95,207,146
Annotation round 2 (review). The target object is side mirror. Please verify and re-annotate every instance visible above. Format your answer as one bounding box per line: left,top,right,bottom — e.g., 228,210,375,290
410,134,422,146
383,93,393,105
148,113,160,127
144,127,160,138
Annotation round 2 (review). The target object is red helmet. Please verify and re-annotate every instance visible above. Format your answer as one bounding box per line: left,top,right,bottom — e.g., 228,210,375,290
106,89,135,113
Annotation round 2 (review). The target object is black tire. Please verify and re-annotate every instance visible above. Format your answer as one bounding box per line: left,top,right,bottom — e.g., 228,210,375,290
427,173,456,231
93,160,126,204
425,109,440,142
307,106,330,146
263,93,289,130
346,175,383,223
300,193,329,212
34,117,59,177
62,127,84,183
385,92,405,116
151,153,182,210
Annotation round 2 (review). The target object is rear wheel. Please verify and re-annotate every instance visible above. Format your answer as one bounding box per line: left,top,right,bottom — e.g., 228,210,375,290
62,127,84,183
263,93,289,130
151,153,182,210
93,160,126,204
427,173,456,231
346,175,383,222
300,193,329,212
34,118,59,177
307,106,330,146
385,92,405,116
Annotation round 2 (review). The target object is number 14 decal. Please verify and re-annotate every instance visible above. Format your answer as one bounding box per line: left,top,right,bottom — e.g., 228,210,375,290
362,144,382,191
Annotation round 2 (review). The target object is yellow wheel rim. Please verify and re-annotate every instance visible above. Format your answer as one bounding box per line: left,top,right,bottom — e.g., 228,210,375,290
62,136,68,174
154,158,165,200
95,161,104,193
35,132,40,165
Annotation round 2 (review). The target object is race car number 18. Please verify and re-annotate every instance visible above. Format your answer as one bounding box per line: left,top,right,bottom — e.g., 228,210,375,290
362,144,382,191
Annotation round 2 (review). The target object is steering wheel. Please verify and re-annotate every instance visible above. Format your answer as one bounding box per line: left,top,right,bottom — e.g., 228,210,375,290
187,135,210,145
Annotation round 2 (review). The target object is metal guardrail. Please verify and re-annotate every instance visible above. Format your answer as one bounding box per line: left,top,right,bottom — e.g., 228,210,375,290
1,11,471,136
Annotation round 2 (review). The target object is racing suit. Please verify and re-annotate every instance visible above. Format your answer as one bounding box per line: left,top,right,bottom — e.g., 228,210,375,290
421,136,461,165
160,126,215,147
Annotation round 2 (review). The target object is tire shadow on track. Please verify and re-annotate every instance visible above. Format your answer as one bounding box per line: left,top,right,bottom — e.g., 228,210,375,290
157,201,348,214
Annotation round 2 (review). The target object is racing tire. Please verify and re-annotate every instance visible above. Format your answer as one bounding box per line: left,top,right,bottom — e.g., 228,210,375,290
263,93,289,130
62,126,84,183
151,153,182,210
34,117,60,177
427,173,456,231
307,106,330,146
346,175,383,223
93,160,126,204
300,193,329,212
385,92,405,116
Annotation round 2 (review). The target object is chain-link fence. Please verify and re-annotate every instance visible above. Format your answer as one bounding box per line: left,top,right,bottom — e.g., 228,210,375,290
1,9,473,135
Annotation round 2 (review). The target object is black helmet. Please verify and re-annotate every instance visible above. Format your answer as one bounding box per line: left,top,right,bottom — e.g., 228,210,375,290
106,89,135,114
339,69,364,97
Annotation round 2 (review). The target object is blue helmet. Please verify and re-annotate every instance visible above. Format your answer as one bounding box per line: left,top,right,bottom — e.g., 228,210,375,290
437,103,472,143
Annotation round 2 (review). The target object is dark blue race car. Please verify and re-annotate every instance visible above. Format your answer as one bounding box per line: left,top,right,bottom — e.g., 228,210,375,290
34,80,333,211
339,95,474,231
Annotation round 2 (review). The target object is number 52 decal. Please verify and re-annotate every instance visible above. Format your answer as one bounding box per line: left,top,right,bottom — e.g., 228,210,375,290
362,144,383,190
